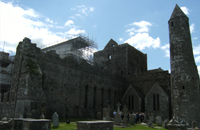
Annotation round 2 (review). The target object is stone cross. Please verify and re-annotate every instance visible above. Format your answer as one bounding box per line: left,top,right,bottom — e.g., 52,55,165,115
122,105,128,126
123,105,128,115
116,102,121,113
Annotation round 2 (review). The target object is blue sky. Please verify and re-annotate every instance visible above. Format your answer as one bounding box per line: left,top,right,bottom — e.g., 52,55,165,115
1,0,200,73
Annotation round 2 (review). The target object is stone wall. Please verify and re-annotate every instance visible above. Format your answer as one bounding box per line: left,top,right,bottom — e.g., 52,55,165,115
1,37,172,120
39,53,124,119
145,83,171,121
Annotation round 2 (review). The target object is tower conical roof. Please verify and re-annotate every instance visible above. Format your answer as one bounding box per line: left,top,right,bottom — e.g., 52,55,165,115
170,4,188,20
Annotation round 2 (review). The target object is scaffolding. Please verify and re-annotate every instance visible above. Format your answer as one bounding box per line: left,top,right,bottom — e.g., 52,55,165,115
41,34,98,64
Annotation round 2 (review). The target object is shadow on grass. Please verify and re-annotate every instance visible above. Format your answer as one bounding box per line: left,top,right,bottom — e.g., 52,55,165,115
51,126,59,129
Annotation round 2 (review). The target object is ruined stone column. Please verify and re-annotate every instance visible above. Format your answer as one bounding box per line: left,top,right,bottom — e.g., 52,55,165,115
168,4,200,128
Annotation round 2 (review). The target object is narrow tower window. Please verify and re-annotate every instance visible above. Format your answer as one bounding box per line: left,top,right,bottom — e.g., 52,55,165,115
171,22,174,27
108,55,111,59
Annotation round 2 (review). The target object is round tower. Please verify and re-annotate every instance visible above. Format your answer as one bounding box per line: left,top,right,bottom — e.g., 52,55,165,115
169,4,200,127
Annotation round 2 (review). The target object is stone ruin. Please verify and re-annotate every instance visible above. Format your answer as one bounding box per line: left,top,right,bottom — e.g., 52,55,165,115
0,4,199,130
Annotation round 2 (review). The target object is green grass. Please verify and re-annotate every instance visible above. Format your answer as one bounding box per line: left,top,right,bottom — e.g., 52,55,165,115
51,119,169,130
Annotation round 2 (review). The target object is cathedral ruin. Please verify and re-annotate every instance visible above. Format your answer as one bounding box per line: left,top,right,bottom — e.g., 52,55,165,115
0,4,199,128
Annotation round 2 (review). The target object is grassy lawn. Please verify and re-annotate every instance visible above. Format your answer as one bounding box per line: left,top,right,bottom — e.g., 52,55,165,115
51,119,169,130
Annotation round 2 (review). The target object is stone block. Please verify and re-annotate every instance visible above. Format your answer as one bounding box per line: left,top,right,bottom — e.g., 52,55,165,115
114,113,121,125
129,114,135,125
22,119,51,130
77,121,114,130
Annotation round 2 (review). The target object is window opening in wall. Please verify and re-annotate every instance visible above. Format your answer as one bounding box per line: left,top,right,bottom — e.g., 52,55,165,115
7,93,10,102
153,94,156,110
121,71,123,76
129,95,131,110
108,89,111,105
85,85,88,109
171,21,174,27
108,55,111,60
93,87,96,109
132,95,134,110
1,93,4,102
112,44,115,47
114,90,116,110
101,88,104,109
157,94,159,111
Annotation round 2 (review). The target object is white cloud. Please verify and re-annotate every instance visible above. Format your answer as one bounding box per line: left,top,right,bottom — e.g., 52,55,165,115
161,44,170,57
70,5,94,18
46,18,53,24
66,28,85,36
190,23,195,33
125,21,160,50
193,45,200,55
126,28,135,32
125,32,160,50
65,20,74,26
197,66,200,75
131,21,152,29
193,37,198,40
180,6,189,15
119,38,123,42
90,7,94,12
129,32,134,36
0,1,70,52
195,56,200,63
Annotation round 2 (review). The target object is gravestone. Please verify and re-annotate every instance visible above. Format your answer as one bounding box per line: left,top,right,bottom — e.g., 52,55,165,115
97,112,101,119
129,114,135,125
143,112,148,123
116,102,121,113
114,102,121,125
114,113,121,125
52,112,59,127
143,117,148,123
163,119,169,129
147,121,154,128
102,108,107,120
156,116,162,126
149,113,154,122
106,105,111,121
122,105,128,126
